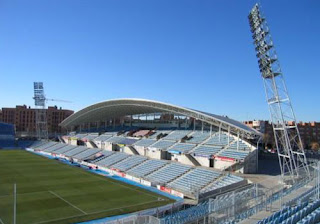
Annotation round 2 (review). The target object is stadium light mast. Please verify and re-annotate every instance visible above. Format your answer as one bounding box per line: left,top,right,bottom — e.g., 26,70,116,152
248,4,309,182
33,82,49,140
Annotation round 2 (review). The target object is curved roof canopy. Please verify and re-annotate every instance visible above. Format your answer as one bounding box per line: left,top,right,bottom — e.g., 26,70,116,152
60,98,261,138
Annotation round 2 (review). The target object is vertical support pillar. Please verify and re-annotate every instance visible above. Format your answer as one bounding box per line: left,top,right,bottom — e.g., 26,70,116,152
228,126,230,144
237,130,240,150
219,123,222,141
201,121,204,133
194,119,196,131
130,115,132,127
113,118,115,129
210,125,212,136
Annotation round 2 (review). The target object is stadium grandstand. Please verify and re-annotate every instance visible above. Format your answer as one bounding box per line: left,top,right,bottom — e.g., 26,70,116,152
0,122,15,148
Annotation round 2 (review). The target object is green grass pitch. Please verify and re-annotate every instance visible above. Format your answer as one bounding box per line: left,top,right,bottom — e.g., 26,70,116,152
0,150,174,224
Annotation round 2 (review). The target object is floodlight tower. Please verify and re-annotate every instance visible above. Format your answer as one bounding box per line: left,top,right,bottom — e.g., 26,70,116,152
248,4,309,181
33,82,48,140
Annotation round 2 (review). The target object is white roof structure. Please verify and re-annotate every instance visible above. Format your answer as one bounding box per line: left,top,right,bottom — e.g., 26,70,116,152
60,98,261,138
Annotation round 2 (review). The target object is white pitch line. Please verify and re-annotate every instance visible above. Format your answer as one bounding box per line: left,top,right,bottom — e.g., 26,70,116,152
0,217,5,224
49,191,87,215
33,199,161,224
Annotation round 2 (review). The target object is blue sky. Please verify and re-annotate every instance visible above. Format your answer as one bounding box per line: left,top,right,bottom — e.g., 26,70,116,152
0,0,319,122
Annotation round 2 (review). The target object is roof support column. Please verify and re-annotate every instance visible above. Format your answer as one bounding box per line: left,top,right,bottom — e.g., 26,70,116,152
201,121,204,133
193,119,196,131
237,130,240,150
185,117,187,130
113,118,115,129
130,115,132,127
228,126,230,144
219,123,222,141
79,124,82,132
210,125,212,137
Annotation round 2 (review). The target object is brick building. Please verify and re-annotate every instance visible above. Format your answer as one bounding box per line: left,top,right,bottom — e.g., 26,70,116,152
244,120,320,149
0,105,73,137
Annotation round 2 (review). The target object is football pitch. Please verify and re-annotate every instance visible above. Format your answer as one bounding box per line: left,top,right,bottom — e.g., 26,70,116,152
0,150,174,224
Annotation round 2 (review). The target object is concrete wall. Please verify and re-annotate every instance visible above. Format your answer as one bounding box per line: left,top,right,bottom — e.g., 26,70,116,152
104,142,113,151
93,140,103,149
134,146,146,156
194,156,211,167
171,154,194,166
121,146,135,155
214,158,236,170
85,141,95,148
146,148,162,160
70,139,77,146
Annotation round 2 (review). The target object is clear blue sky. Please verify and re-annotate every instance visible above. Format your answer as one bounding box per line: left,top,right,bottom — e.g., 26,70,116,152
0,0,319,122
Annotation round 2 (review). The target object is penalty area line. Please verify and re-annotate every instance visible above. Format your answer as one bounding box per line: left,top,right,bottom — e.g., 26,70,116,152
49,191,87,215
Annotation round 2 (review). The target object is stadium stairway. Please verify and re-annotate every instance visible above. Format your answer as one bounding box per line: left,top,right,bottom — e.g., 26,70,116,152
127,145,140,155
184,153,201,166
238,179,317,224
88,140,98,148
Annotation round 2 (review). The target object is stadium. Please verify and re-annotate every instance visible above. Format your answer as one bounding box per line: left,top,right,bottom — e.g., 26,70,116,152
1,3,320,224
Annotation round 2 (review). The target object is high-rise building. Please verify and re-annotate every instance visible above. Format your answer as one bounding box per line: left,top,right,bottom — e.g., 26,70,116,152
0,105,73,137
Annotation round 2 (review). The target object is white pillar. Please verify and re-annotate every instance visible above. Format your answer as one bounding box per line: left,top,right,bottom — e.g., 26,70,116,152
237,130,240,150
228,126,230,144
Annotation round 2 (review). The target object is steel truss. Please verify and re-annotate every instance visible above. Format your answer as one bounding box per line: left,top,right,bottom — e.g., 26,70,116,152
34,82,48,140
248,4,309,181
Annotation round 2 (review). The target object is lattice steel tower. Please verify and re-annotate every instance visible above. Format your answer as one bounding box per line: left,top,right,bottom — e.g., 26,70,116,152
248,4,309,181
33,82,48,140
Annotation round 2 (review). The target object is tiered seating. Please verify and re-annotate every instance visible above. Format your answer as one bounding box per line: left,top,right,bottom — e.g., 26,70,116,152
43,143,66,152
218,149,250,160
28,140,46,148
149,130,171,139
163,130,191,141
90,150,114,163
93,134,113,143
133,139,157,147
18,140,42,148
205,133,233,146
73,148,101,160
146,163,191,184
258,200,320,224
105,136,138,145
96,153,129,167
36,142,58,150
82,133,99,141
168,143,195,154
161,201,209,224
74,133,88,139
187,131,211,144
150,140,175,150
111,156,148,171
201,174,244,194
167,168,221,193
226,141,251,151
191,145,222,158
64,146,88,157
132,130,150,137
54,144,77,154
127,160,168,177
105,136,126,144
